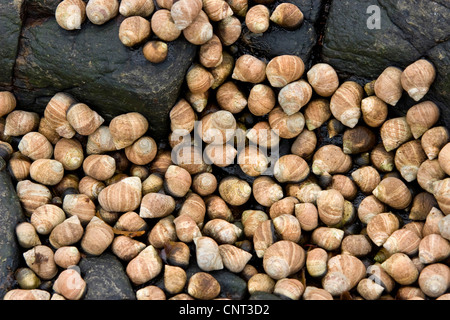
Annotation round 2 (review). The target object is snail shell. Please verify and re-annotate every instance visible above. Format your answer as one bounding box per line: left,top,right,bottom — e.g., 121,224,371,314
366,263,396,293
303,286,333,300
265,55,304,88
86,126,116,155
406,101,440,139
203,0,233,21
394,139,427,182
187,272,221,300
273,154,309,183
111,235,146,261
163,241,191,269
182,10,213,45
262,240,305,280
199,34,223,68
78,176,105,200
316,189,344,227
328,174,357,201
322,254,366,296
126,245,163,285
253,219,275,258
245,4,270,34
16,180,52,216
418,234,450,264
194,236,224,271
357,278,385,300
30,204,66,235
203,219,242,244
170,0,203,30
218,244,252,273
143,40,168,64
341,234,372,257
237,146,269,177
418,263,450,298
367,212,400,247
151,9,181,41
199,110,236,145
432,178,450,215
3,289,50,300
268,107,305,139
303,99,331,130
178,192,206,227
274,278,304,300
164,165,192,198
148,215,177,249
216,81,248,114
290,129,317,160
55,0,86,30
81,216,114,255
241,209,268,239
311,227,344,251
124,136,157,165
370,143,395,172
164,265,187,295
351,166,380,194
306,63,339,97
374,66,403,106
383,228,421,256
7,152,31,182
312,145,352,176
278,79,313,115
204,143,237,168
186,64,214,94
294,202,319,231
422,126,449,160
361,96,388,128
98,176,142,212
248,84,276,116
270,3,304,29
219,176,252,206
381,252,419,285
63,193,96,224
342,125,377,155
119,16,151,47
23,245,58,280
438,142,450,176
18,132,53,161
192,172,217,196
401,59,436,101
54,138,84,171
329,81,363,128
381,117,413,152
372,177,412,210
205,196,232,222
422,207,444,237
109,112,149,150
83,154,116,181
44,92,76,139
246,121,280,149
4,110,39,137
86,0,119,25
16,222,41,249
232,54,266,84
38,117,59,144
439,215,450,241
173,214,202,243
136,286,167,300
30,159,64,186
119,0,155,17
114,211,148,232
54,246,81,268
306,247,328,278
217,16,242,46
0,91,16,118
49,215,84,249
252,176,283,207
53,268,86,300
409,192,438,221
273,214,301,243
269,196,298,219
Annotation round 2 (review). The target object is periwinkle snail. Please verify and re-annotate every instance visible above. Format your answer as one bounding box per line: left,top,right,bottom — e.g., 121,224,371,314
1,1,448,301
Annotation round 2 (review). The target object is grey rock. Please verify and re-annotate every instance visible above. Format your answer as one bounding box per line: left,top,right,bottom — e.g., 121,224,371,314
11,15,197,140
0,0,25,87
79,253,136,300
249,291,283,300
0,169,26,299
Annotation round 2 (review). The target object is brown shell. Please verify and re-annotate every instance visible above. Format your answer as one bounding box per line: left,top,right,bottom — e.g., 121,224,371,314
342,125,377,154
119,0,155,17
401,59,436,101
248,84,276,116
204,143,237,168
202,219,242,244
241,209,268,239
246,121,280,149
97,176,142,213
178,192,206,228
232,54,266,84
83,154,116,181
329,81,363,128
294,202,318,231
381,117,414,152
0,91,17,118
44,92,77,139
23,245,58,280
394,140,427,182
269,196,298,219
119,16,151,47
86,126,116,155
219,175,252,206
216,81,248,114
270,2,303,29
81,216,114,256
273,214,301,243
164,165,192,198
303,98,331,130
374,66,403,106
199,34,223,68
328,174,357,201
418,263,450,298
151,9,181,41
273,154,309,183
205,195,232,221
7,152,31,181
421,126,449,160
265,55,305,88
182,10,213,45
173,214,202,243
66,102,104,136
311,227,344,251
372,177,412,210
111,235,146,261
383,228,421,256
194,236,224,271
418,233,450,264
109,112,149,150
290,129,317,160
203,0,233,22
370,143,395,172
351,166,381,194
18,132,53,161
367,212,400,247
438,142,450,176
114,211,148,232
86,0,119,25
186,64,215,94
322,254,366,296
312,145,352,176
62,193,96,224
187,272,221,300
53,268,86,300
237,146,269,177
252,176,283,207
341,234,372,257
15,222,41,249
316,189,344,227
54,246,81,268
278,79,313,115
170,0,202,30
245,4,270,34
126,245,163,285
268,106,305,139
148,215,177,249
4,110,39,137
381,252,419,285
3,289,50,301
406,101,440,139
192,172,217,196
273,278,304,300
263,240,305,280
361,96,388,127
306,63,339,97
54,138,84,171
143,40,168,64
16,180,52,216
303,286,333,300
29,159,64,186
357,278,384,301
306,247,328,278
216,16,242,46
30,204,66,235
164,265,187,295
124,136,157,165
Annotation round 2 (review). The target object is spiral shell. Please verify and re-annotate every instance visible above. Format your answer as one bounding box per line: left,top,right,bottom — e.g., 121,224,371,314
246,121,280,150
383,228,421,256
203,0,233,21
406,101,440,139
216,16,242,46
187,272,221,300
183,10,213,45
186,64,215,94
351,166,380,194
374,66,403,106
218,244,252,273
0,91,16,118
119,16,151,47
263,240,305,280
273,154,309,183
367,212,400,247
312,145,352,176
372,177,412,210
303,286,333,300
270,3,304,29
53,268,86,300
245,4,270,34
303,98,331,130
16,180,52,216
294,202,318,231
265,55,304,88
151,9,182,41
394,139,427,182
199,34,223,68
418,263,450,298
418,234,450,264
268,107,305,139
23,245,58,280
124,136,157,166
30,159,64,186
278,79,313,115
194,236,224,271
322,254,366,296
98,176,142,213
109,112,149,150
401,59,436,101
290,129,317,160
54,138,84,171
86,0,119,25
18,132,53,161
49,215,84,249
307,63,339,97
126,245,163,285
119,0,155,17
361,96,388,128
232,54,266,84
422,126,449,160
311,227,344,251
273,214,301,243
4,110,39,137
329,81,363,128
170,0,203,30
248,84,276,116
219,176,252,206
16,222,41,249
252,176,283,207
216,81,248,114
44,92,77,139
237,146,269,177
148,215,177,248
381,252,419,285
81,216,114,255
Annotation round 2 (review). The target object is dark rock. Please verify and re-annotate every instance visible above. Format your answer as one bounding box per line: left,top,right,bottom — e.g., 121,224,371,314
321,0,450,126
249,291,283,300
11,15,197,140
0,0,25,87
0,169,26,299
79,253,136,300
